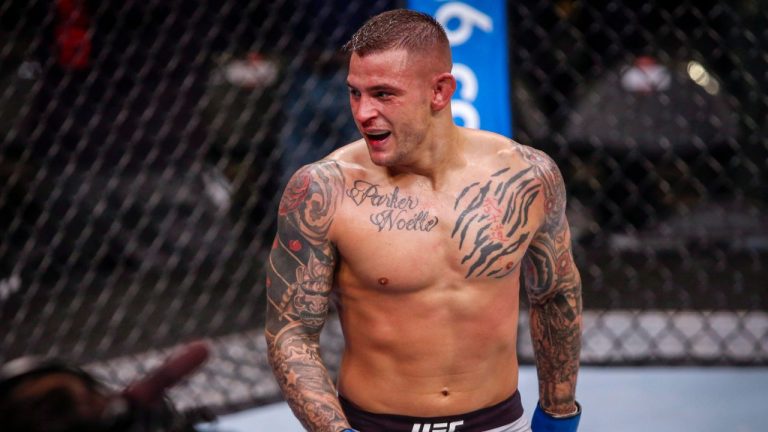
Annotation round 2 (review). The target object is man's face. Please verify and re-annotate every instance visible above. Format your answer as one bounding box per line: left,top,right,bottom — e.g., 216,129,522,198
347,49,435,167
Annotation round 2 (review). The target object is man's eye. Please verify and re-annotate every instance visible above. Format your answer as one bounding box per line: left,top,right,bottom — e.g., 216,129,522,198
376,92,391,99
349,88,360,97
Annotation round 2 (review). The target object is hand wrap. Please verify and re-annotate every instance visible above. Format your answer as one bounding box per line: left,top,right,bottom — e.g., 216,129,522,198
531,402,581,432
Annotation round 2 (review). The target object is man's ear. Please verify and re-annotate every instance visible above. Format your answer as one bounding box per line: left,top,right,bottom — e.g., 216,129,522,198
431,72,456,111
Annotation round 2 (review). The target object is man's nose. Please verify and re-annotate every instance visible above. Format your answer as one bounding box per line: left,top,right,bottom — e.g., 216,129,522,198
353,96,378,124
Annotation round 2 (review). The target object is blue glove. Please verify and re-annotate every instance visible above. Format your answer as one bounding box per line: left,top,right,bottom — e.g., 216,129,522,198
531,402,581,432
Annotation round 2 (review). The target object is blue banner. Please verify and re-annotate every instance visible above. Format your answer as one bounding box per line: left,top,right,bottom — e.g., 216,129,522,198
408,0,512,137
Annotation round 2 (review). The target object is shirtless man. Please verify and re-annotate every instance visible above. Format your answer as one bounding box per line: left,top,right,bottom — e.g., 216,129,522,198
265,9,582,432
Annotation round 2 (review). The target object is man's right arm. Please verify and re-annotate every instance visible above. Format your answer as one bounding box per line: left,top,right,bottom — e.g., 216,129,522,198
264,161,351,432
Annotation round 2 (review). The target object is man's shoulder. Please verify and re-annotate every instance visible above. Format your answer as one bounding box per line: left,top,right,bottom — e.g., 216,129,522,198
291,141,366,176
507,142,560,175
289,159,344,184
326,139,367,163
465,129,559,177
324,139,380,179
283,141,372,202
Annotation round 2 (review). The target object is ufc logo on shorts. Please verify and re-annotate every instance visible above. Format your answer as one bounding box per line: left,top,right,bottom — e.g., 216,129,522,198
411,420,464,432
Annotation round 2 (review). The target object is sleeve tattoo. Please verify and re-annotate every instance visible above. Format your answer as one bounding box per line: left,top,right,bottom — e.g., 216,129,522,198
264,161,349,432
518,146,583,414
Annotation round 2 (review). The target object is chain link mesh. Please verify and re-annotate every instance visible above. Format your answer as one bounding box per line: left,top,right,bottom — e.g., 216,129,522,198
1,0,766,414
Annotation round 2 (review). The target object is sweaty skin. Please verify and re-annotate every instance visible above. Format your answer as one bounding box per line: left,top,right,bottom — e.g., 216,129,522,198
265,47,581,432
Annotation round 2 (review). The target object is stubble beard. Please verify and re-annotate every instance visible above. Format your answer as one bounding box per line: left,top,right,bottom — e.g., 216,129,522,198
369,138,412,168
368,123,428,168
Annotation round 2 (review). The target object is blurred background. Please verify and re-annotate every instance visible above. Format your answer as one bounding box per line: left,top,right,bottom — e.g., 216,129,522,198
0,0,766,422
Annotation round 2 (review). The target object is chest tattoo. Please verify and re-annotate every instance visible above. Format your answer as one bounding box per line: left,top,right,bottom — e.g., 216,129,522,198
346,180,439,232
452,167,540,278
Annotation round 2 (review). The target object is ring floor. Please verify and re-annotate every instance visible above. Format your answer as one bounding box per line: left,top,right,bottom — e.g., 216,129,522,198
198,366,768,432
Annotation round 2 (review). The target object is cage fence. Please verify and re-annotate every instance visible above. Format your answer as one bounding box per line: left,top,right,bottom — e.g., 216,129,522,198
0,0,766,414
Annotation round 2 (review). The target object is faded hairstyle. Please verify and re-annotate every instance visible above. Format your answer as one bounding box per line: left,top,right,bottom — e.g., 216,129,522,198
344,9,451,62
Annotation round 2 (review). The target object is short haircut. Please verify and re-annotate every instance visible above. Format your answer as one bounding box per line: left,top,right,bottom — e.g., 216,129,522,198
344,9,450,60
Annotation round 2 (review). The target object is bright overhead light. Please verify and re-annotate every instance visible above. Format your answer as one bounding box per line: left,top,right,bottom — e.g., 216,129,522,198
687,61,720,95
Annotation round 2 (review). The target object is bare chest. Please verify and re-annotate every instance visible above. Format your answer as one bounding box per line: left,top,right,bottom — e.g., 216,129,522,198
334,172,542,290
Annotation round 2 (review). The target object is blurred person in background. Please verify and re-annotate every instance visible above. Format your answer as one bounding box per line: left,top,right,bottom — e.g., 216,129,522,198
0,341,211,432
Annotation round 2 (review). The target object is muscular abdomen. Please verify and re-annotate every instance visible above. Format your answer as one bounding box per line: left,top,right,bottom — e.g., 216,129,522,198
334,273,522,416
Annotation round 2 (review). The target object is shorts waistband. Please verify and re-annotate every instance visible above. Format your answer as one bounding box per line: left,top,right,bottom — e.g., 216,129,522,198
339,390,524,432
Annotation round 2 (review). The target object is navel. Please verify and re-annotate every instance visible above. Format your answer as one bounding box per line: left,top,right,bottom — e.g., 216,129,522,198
378,277,389,286
441,387,450,397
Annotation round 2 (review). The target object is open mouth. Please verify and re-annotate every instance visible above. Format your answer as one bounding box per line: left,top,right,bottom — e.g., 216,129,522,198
365,131,391,143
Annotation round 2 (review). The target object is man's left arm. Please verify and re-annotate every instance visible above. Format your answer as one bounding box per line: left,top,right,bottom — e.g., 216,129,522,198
521,151,582,424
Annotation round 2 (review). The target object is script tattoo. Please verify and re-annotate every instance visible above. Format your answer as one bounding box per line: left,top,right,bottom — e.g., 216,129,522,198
452,166,541,278
346,180,439,232
265,161,349,432
516,144,583,414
